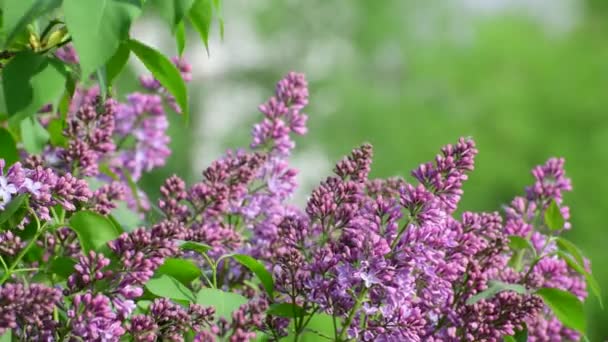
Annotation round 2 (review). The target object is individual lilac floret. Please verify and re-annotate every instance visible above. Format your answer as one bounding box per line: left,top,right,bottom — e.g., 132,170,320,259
251,72,309,156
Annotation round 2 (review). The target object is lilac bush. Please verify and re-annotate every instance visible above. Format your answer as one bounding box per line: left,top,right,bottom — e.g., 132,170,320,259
0,2,601,340
0,66,599,341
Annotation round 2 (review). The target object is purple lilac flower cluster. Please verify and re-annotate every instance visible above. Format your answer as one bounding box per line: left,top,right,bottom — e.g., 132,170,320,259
0,159,91,221
0,71,594,341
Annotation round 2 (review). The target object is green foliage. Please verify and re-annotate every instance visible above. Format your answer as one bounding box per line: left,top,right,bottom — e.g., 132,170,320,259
536,287,586,333
180,241,213,254
155,258,202,285
105,42,131,86
127,38,189,122
20,116,49,154
557,250,603,309
283,313,336,341
1,0,61,48
175,21,186,56
196,288,248,321
267,303,306,318
188,0,213,53
466,280,528,305
0,127,18,166
504,326,528,342
63,0,143,78
145,274,196,302
0,194,28,226
149,0,194,30
2,51,66,125
544,200,565,231
48,256,77,279
47,118,68,147
69,210,122,252
231,254,274,297
508,235,536,255
0,329,11,342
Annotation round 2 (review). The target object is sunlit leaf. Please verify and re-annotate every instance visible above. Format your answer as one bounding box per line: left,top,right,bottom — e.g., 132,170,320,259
146,274,196,302
63,0,143,78
2,0,61,48
3,52,66,125
267,303,306,319
196,288,248,321
536,287,586,333
69,210,122,252
127,38,189,122
188,0,212,53
155,258,202,286
231,254,274,297
20,116,50,154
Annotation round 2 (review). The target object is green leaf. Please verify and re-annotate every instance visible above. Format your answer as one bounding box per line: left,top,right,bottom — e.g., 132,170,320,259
20,116,50,154
3,52,66,125
2,0,61,48
0,329,11,342
301,313,336,341
69,210,122,252
188,0,212,53
155,258,202,286
466,280,528,305
557,251,603,309
536,287,586,333
96,67,108,100
196,288,248,321
211,0,224,39
231,254,273,297
149,0,194,30
47,118,68,147
0,194,28,225
512,325,528,342
175,21,186,56
146,274,196,302
63,0,143,78
0,127,19,166
106,42,130,85
127,38,189,121
508,235,536,254
267,303,305,319
544,200,565,231
555,237,584,266
137,299,152,311
49,256,77,279
180,241,212,255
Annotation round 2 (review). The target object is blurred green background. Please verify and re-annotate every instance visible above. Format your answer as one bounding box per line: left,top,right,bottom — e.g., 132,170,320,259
125,0,608,339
